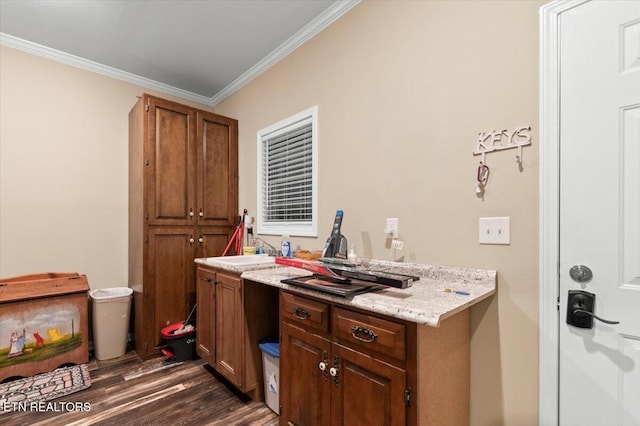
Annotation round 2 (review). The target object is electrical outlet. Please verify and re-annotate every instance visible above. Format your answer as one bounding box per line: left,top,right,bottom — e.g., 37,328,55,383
479,217,510,245
391,239,404,250
385,218,399,238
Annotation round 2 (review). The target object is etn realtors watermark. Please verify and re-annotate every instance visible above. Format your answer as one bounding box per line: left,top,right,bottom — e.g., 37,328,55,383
2,401,91,413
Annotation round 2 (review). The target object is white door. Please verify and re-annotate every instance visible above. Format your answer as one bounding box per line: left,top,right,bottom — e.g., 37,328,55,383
559,1,640,425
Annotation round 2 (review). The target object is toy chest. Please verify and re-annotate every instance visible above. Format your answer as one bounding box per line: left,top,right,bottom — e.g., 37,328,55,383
0,272,89,382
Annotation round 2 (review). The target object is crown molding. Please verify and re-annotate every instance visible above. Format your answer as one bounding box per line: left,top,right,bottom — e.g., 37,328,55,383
1,0,360,107
210,0,361,106
0,32,211,105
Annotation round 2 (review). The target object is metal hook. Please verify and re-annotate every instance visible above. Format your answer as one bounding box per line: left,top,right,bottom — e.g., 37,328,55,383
516,145,523,164
477,163,489,184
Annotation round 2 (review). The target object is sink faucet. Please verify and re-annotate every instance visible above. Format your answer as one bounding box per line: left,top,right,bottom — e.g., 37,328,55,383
253,237,279,256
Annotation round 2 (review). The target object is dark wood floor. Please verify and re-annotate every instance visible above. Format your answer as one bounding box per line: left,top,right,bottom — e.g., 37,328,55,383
3,349,279,426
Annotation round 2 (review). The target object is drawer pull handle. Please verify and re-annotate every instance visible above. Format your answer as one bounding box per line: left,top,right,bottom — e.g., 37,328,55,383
293,307,311,320
351,326,378,343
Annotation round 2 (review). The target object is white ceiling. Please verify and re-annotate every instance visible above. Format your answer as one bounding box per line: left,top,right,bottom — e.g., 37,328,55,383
0,0,359,106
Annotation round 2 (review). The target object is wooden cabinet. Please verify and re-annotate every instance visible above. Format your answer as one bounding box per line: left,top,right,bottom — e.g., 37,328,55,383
280,292,408,425
196,267,279,399
280,290,470,426
214,272,243,387
280,321,332,425
129,94,238,359
195,268,215,363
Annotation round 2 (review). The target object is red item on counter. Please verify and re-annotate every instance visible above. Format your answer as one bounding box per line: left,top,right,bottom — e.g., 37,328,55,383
275,257,349,281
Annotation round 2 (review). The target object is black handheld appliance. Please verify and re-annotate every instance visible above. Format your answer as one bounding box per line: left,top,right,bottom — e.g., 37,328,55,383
322,210,348,259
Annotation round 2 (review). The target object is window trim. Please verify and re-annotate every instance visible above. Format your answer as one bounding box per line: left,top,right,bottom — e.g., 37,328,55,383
257,106,318,237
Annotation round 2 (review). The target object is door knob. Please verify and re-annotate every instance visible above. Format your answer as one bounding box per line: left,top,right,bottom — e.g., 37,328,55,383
566,290,620,329
569,265,593,283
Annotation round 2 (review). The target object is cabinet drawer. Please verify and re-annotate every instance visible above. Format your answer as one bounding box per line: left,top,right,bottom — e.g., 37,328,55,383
281,292,330,333
333,307,406,362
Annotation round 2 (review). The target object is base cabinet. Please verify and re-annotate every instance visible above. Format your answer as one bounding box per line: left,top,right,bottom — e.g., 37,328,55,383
279,292,408,426
214,272,243,387
196,267,278,399
279,290,470,426
280,322,406,426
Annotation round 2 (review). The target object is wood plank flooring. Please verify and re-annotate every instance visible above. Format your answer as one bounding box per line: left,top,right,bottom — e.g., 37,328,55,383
2,350,279,426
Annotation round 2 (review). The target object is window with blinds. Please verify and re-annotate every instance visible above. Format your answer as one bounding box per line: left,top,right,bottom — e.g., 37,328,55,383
257,106,318,236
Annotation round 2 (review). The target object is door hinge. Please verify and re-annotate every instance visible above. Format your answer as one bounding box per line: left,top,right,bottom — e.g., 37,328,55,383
145,104,149,112
404,389,412,407
145,212,149,220
557,295,560,311
145,159,149,166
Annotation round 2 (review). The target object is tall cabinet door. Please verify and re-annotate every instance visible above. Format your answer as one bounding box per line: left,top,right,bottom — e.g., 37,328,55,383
215,272,243,387
280,322,332,426
196,111,238,227
147,96,196,226
196,227,232,258
147,227,195,353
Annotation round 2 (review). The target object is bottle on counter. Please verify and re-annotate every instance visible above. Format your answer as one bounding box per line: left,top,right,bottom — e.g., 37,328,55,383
348,244,357,264
281,234,291,257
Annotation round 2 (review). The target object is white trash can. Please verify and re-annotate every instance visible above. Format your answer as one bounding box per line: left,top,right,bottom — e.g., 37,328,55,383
259,339,280,414
90,287,133,360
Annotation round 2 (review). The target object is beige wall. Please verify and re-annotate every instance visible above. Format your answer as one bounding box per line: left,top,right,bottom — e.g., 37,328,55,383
0,45,215,287
0,0,544,423
213,1,544,424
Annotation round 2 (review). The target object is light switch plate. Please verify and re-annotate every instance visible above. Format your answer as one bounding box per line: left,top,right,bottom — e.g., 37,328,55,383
479,217,510,245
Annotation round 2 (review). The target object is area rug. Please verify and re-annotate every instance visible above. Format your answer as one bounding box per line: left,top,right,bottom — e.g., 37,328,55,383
0,364,91,415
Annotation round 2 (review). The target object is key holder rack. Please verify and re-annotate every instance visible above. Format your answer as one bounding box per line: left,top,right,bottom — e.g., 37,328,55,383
473,126,532,196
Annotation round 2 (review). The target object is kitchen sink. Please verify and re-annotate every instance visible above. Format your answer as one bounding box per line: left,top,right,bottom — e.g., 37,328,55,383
206,254,275,266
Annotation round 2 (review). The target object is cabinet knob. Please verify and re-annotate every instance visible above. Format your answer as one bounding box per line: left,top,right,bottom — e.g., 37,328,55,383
198,236,204,243
189,209,195,217
318,362,327,371
199,209,204,217
329,367,338,377
189,236,195,243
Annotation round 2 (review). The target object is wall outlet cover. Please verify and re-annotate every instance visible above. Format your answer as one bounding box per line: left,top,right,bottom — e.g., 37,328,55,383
385,218,399,238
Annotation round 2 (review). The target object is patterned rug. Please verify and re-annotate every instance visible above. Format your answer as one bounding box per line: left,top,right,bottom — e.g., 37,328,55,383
0,364,91,415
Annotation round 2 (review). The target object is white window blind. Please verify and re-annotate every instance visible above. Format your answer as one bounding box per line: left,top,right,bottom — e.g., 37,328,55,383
257,107,317,236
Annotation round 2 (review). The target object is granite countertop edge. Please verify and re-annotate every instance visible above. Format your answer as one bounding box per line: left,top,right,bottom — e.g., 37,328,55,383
194,257,497,328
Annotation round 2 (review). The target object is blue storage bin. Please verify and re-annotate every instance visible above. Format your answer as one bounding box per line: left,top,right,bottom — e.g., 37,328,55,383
259,337,280,414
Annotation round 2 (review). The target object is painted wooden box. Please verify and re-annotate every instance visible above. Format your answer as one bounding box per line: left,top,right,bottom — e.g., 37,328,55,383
0,272,89,382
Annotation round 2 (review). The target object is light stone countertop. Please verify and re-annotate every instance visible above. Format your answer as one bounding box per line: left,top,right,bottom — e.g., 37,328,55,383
195,256,279,275
196,257,496,328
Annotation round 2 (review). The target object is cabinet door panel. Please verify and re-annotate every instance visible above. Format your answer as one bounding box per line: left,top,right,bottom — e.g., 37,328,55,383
197,111,238,226
148,228,195,352
215,272,243,387
196,227,233,258
148,97,196,226
332,343,406,426
280,322,331,426
196,268,215,364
